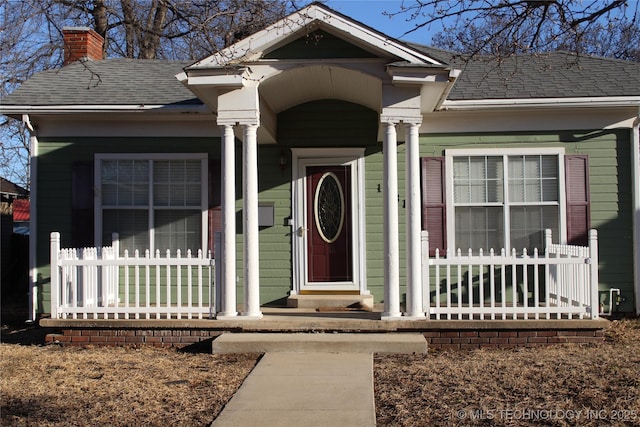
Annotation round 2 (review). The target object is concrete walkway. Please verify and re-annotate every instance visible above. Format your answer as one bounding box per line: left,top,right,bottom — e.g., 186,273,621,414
211,352,376,427
212,332,428,354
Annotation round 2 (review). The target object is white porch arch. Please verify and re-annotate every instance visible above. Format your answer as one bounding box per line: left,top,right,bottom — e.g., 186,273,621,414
176,3,459,320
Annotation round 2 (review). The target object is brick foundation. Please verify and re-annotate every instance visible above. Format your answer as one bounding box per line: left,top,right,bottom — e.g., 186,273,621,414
44,327,605,349
424,328,605,350
45,329,224,348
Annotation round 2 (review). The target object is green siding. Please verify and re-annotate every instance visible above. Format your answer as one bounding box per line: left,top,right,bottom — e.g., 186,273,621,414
277,99,378,145
35,115,635,314
420,130,635,312
255,146,292,304
264,30,378,59
36,138,221,313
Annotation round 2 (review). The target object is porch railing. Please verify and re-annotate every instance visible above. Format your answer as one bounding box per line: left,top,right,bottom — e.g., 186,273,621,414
50,232,217,320
50,228,599,321
422,229,599,320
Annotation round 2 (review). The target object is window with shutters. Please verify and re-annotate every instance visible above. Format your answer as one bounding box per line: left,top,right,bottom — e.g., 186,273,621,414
443,148,567,254
95,154,207,255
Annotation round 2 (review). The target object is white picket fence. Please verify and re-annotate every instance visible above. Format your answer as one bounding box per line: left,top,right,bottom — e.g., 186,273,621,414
422,229,599,320
50,228,599,321
50,232,217,320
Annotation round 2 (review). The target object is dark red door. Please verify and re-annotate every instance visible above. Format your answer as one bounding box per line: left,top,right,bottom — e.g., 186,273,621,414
306,165,352,282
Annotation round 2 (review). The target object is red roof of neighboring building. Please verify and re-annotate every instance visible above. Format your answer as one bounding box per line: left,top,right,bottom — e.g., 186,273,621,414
12,199,30,221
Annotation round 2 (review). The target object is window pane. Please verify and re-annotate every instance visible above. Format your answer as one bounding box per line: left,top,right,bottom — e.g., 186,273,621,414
541,155,557,177
541,178,558,202
101,161,118,205
455,206,503,253
102,160,118,182
486,157,503,202
453,158,469,203
468,157,486,202
102,160,149,207
524,156,542,202
453,156,503,203
103,209,149,255
510,206,559,252
184,161,201,205
541,156,558,201
508,156,524,202
133,182,149,206
154,209,201,253
102,183,118,206
153,160,201,207
154,161,172,206
116,161,134,205
508,155,558,203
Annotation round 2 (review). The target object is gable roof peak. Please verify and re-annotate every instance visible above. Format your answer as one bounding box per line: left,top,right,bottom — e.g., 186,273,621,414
186,2,442,70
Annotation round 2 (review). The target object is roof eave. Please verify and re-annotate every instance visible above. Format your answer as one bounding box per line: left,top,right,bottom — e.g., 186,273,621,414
0,104,211,116
440,97,640,111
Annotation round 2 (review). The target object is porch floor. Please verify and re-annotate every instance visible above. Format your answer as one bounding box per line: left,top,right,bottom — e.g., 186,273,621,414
41,304,608,332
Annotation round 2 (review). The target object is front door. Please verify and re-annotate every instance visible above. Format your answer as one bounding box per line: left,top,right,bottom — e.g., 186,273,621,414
306,165,352,282
291,149,365,293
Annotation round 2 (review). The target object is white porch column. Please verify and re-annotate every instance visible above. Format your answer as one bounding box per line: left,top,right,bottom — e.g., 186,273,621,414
23,115,38,322
404,121,426,319
381,120,402,319
242,123,262,318
218,124,238,318
632,112,640,315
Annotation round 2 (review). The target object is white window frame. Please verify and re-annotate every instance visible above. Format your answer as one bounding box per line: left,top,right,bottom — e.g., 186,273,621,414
94,153,208,252
445,147,566,253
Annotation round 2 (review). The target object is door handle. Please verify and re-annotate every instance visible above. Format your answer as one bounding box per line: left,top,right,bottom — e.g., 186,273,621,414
297,227,308,237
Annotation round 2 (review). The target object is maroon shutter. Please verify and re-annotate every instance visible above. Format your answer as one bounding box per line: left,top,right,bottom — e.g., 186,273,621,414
565,154,590,246
71,161,94,247
208,159,222,255
421,157,446,256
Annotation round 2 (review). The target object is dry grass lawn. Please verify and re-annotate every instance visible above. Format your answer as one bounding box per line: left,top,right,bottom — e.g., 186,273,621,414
0,338,259,426
1,319,640,426
375,319,640,426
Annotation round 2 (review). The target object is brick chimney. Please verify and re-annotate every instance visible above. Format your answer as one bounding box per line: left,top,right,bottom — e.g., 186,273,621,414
62,27,104,65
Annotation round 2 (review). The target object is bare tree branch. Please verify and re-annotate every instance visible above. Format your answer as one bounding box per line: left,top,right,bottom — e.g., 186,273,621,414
0,0,302,188
390,0,636,60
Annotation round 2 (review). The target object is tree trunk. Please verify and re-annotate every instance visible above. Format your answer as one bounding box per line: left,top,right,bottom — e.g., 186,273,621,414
91,0,108,56
120,0,136,58
139,0,168,59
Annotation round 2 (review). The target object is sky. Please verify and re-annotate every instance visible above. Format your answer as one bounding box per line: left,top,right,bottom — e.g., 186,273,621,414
321,0,639,47
322,1,439,45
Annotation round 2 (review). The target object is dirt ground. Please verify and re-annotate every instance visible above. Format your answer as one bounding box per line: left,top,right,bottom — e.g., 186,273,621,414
2,308,640,426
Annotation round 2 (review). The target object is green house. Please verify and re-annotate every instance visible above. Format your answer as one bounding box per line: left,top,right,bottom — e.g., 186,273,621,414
2,3,639,322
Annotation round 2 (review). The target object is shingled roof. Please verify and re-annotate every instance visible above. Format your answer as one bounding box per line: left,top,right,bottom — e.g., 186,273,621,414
410,47,640,100
2,59,200,107
0,177,28,197
3,47,639,108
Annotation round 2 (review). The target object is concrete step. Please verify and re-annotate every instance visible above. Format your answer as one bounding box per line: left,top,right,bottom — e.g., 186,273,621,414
211,332,427,354
286,294,374,310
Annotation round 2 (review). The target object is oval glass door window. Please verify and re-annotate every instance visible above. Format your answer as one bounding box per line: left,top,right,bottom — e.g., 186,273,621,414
314,172,345,243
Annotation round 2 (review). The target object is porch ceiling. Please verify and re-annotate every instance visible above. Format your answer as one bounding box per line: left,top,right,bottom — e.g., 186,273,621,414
259,65,381,115
254,64,383,144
